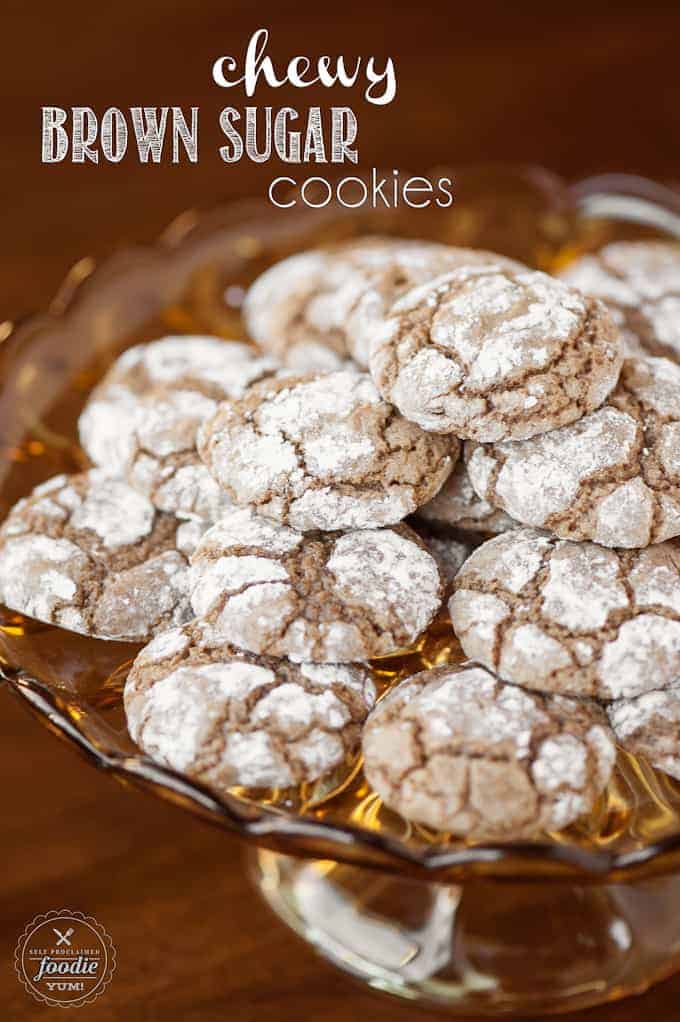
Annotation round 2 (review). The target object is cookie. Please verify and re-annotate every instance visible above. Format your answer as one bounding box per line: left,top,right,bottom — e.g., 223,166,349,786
188,507,442,662
125,623,376,789
466,356,680,548
79,335,278,477
362,664,616,838
559,241,680,361
0,471,197,640
417,460,517,535
416,528,474,592
244,237,522,368
449,528,680,700
197,370,456,532
369,266,623,441
607,683,680,780
124,386,234,522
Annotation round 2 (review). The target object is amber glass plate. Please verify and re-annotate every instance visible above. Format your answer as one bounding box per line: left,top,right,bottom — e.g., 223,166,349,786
2,166,680,895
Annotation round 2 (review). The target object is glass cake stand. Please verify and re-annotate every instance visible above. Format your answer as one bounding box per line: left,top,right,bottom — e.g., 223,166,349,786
2,167,680,1016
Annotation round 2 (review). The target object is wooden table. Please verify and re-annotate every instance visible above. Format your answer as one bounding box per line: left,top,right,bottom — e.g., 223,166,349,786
2,3,680,1018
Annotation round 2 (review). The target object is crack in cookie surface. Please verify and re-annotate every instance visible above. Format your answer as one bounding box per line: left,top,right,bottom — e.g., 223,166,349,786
449,528,680,700
362,663,615,837
197,370,456,532
417,459,518,535
607,680,680,780
125,622,376,789
559,241,680,362
369,266,623,441
79,335,278,478
124,385,235,522
188,508,443,662
0,471,197,640
466,356,680,547
243,236,522,369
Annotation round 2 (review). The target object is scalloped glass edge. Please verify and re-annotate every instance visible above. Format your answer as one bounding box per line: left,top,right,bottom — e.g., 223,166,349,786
3,165,680,885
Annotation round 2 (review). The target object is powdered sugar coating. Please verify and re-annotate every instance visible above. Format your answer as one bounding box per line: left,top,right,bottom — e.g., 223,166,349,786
466,357,680,548
369,266,623,441
244,237,522,369
418,460,517,535
124,386,234,521
188,507,442,662
559,241,680,361
198,370,455,531
450,528,680,700
0,471,195,640
418,530,474,592
79,335,278,478
362,663,615,837
607,681,680,779
125,622,376,789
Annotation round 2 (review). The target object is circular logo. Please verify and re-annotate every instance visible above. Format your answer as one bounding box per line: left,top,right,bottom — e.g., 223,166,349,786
14,909,116,1008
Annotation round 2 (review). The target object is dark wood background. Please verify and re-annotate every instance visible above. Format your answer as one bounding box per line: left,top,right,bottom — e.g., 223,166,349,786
2,2,680,1018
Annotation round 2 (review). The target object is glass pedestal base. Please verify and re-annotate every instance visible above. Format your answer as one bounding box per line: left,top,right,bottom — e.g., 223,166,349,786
250,849,680,1015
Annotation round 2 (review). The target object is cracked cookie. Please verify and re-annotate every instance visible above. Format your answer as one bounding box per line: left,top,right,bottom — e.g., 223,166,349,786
607,682,680,780
362,663,616,838
449,528,680,700
417,460,518,535
197,370,456,532
559,241,680,361
369,265,623,441
124,386,234,522
466,356,680,548
188,507,442,662
418,530,474,592
125,623,376,789
79,335,278,477
0,471,198,640
244,236,522,369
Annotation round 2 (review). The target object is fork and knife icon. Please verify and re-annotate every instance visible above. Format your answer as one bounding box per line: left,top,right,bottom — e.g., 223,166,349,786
53,927,74,947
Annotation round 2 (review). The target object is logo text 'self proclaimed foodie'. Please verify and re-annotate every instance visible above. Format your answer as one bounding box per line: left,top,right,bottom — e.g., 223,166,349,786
40,28,453,210
15,910,116,1008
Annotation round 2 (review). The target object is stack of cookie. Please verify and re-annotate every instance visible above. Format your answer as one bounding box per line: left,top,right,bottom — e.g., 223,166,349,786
1,235,678,842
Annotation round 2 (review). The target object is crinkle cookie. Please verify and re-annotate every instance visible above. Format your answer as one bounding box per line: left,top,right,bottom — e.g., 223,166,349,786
244,236,522,369
79,335,278,477
369,266,623,441
188,507,442,662
124,386,234,522
125,623,376,789
197,370,456,532
417,460,517,535
0,471,198,641
416,528,474,592
466,356,680,548
607,682,680,780
449,528,680,700
362,664,616,838
559,241,680,361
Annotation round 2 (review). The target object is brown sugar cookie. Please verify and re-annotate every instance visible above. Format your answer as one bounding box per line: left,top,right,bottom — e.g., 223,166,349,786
369,266,623,440
244,236,522,368
362,664,616,838
79,335,278,477
607,683,680,780
0,471,198,640
418,530,474,593
466,356,680,548
449,529,680,701
125,623,376,789
197,370,456,532
417,460,518,535
188,507,442,663
124,386,234,522
559,241,680,361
